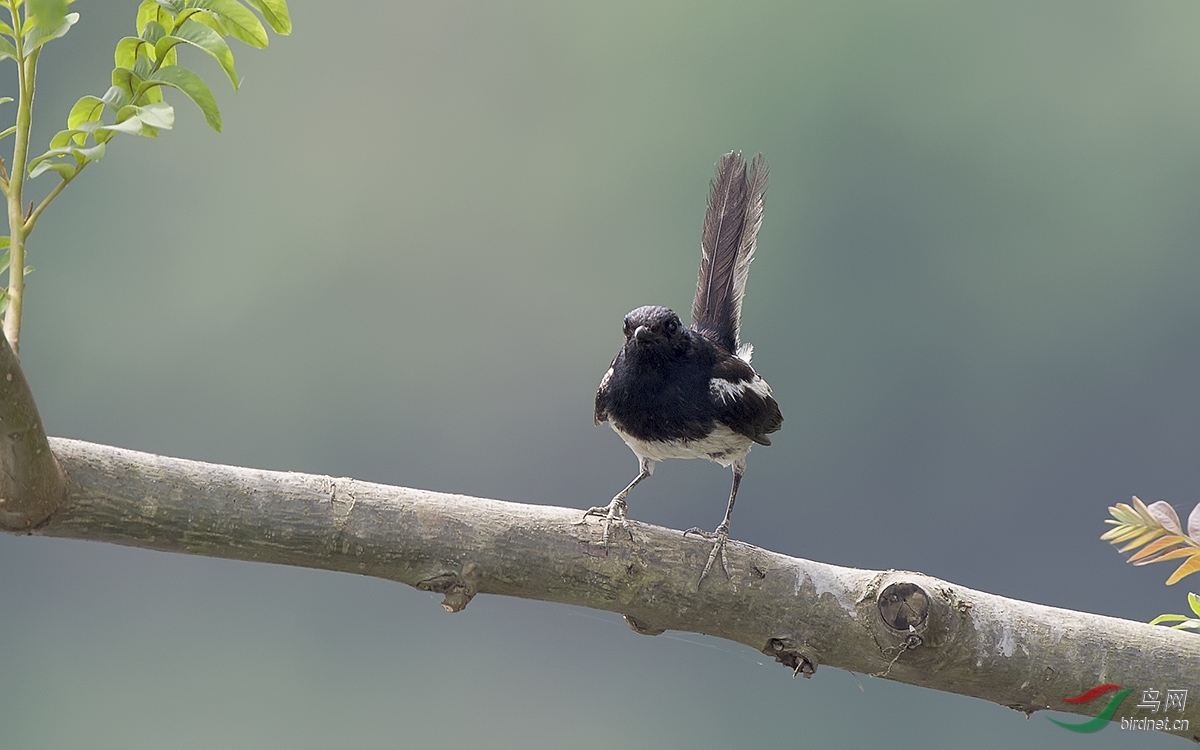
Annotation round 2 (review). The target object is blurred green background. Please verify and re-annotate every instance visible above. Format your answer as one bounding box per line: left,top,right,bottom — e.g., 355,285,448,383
0,1,1197,747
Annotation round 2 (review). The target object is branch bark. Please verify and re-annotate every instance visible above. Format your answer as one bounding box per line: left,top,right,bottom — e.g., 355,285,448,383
14,436,1198,742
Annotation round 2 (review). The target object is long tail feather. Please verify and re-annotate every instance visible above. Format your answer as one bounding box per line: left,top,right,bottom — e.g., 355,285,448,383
733,153,768,345
691,152,768,353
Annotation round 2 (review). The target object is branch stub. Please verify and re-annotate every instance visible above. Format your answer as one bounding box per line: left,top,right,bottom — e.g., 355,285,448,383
878,581,930,632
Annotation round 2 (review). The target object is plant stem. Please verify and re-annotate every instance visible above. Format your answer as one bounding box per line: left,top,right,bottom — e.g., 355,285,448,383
2,1,33,354
25,165,75,234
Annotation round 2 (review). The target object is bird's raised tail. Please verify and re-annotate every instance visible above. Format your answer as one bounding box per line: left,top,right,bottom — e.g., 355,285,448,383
691,151,768,355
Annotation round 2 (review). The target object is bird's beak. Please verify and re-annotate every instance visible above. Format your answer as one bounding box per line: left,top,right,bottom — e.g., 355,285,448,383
634,325,654,344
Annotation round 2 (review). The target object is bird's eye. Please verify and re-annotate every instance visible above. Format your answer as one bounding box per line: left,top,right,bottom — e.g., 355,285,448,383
665,320,678,334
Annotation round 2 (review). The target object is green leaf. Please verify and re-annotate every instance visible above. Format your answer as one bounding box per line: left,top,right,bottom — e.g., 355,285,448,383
0,126,15,141
188,12,225,36
104,103,175,136
48,129,72,149
29,138,103,178
49,121,102,149
137,1,173,35
104,116,146,135
186,0,268,48
0,97,12,106
1149,607,1200,631
160,18,238,89
141,20,167,46
1190,591,1200,617
27,0,67,32
156,0,187,15
143,65,221,131
142,84,164,105
243,0,290,34
1149,613,1190,624
0,237,10,251
24,11,77,53
134,102,174,129
0,37,16,63
29,146,73,167
28,160,77,180
101,86,129,111
111,67,142,99
75,142,106,162
133,55,154,79
115,36,148,69
67,96,106,130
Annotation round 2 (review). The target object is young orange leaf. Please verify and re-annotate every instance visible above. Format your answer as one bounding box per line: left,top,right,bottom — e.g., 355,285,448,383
1165,553,1200,585
1127,534,1187,563
1132,546,1197,566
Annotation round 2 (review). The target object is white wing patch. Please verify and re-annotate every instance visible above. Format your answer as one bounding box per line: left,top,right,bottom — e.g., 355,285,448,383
709,374,772,404
747,375,772,398
709,377,744,404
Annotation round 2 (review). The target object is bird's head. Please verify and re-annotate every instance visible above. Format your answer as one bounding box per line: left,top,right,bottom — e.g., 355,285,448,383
622,305,687,358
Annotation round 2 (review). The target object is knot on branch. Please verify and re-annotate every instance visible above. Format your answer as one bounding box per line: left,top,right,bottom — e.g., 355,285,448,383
865,574,968,676
329,480,356,530
764,637,816,678
623,614,665,636
878,581,930,632
416,563,480,613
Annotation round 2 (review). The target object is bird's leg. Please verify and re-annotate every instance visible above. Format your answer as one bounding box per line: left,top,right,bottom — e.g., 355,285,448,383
580,457,652,545
685,461,744,583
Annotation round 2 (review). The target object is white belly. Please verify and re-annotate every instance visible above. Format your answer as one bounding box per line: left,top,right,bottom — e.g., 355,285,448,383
611,423,753,468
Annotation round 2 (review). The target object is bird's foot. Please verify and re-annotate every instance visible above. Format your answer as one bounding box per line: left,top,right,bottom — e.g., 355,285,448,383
684,522,730,583
579,496,633,546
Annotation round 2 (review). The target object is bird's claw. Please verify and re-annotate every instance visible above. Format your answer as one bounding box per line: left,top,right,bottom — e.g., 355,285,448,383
579,497,633,546
684,524,731,583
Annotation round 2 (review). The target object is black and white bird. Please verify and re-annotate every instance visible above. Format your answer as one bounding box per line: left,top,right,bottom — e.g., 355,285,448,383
587,151,783,582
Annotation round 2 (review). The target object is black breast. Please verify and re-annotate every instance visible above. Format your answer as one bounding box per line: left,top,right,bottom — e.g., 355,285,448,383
600,334,719,443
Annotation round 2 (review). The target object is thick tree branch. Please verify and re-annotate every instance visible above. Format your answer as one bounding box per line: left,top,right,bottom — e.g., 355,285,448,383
12,436,1196,741
0,330,1193,739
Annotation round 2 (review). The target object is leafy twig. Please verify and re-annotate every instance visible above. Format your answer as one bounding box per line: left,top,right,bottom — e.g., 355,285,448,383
1103,496,1200,584
0,0,291,350
1104,495,1200,630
